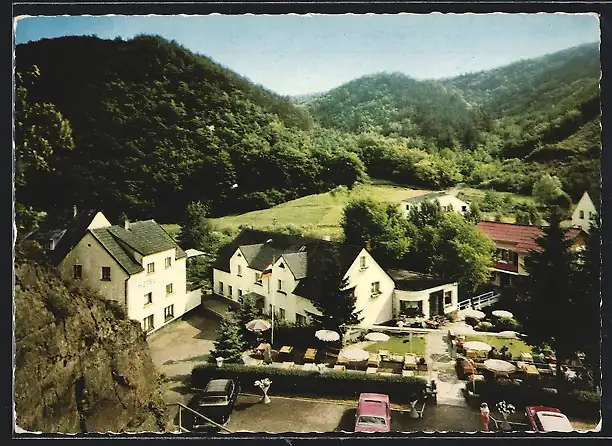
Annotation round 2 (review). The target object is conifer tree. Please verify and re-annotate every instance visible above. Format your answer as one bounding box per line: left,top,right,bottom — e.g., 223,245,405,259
209,314,245,364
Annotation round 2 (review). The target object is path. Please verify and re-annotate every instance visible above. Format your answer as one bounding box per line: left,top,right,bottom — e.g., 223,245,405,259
425,329,467,407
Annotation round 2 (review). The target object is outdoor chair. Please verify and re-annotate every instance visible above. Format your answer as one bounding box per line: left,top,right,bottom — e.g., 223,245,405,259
417,358,428,372
366,366,378,374
303,348,317,362
367,353,382,368
333,364,346,372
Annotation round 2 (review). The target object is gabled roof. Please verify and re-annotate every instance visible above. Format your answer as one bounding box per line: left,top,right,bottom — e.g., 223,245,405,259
477,221,583,254
90,220,187,275
214,229,364,302
402,191,448,204
386,269,451,291
28,209,100,265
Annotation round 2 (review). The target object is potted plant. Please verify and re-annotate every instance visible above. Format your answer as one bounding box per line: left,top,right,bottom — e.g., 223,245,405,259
496,400,515,431
254,378,272,404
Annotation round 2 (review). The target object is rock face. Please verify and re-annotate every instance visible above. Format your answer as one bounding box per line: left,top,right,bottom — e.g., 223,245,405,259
14,262,171,433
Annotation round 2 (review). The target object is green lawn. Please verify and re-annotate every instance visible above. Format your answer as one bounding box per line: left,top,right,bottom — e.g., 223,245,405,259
465,335,533,360
208,184,430,240
364,335,427,357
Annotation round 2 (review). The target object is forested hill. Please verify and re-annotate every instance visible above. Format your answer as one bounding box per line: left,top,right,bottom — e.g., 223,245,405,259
16,35,364,223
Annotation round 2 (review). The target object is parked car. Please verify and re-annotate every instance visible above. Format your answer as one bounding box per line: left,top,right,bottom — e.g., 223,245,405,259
525,406,574,432
455,355,475,379
191,378,240,430
354,393,391,433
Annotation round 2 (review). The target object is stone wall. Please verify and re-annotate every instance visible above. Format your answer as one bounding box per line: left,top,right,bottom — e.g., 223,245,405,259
14,262,171,433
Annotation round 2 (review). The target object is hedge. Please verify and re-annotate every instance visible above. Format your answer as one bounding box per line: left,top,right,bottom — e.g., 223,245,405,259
192,364,427,403
467,379,600,420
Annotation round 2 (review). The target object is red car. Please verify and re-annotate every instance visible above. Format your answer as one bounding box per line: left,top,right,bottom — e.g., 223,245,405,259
354,393,391,433
525,406,574,432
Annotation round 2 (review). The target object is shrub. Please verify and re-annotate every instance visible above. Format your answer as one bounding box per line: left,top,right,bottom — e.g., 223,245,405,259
476,321,494,332
495,317,520,332
43,292,72,321
192,363,427,402
106,300,127,320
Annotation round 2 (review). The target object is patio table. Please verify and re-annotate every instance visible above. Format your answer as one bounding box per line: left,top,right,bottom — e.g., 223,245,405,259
388,354,404,363
520,352,533,363
517,361,539,376
280,346,294,354
404,354,417,370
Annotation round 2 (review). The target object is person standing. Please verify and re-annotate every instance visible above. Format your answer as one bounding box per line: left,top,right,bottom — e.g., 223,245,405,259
480,402,490,431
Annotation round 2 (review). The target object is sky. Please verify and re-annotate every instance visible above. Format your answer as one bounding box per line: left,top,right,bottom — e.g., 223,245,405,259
14,13,600,96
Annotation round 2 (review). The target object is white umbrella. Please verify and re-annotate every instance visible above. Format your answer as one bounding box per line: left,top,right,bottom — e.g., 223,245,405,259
450,324,475,336
464,309,486,319
340,347,370,362
497,331,518,339
245,319,271,332
492,310,514,319
315,329,340,342
484,359,517,373
365,332,390,342
463,341,492,352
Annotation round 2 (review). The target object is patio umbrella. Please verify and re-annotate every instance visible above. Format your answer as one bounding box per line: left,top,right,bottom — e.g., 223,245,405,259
340,347,370,362
492,310,514,319
315,329,340,342
450,324,475,336
365,332,390,342
464,309,486,320
484,359,516,374
463,341,492,352
497,331,518,339
246,319,272,332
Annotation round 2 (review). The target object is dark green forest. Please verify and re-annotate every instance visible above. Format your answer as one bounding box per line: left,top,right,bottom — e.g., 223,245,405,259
15,35,601,230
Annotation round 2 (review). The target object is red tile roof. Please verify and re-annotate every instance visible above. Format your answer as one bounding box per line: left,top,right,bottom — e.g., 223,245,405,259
477,221,583,254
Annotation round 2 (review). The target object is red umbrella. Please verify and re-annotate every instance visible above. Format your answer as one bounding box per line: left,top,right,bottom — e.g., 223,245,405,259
246,319,272,333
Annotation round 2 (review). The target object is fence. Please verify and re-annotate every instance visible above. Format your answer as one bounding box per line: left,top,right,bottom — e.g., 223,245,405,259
458,290,500,311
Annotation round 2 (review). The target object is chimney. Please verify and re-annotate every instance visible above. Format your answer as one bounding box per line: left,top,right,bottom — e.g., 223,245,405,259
365,240,371,250
124,220,130,230
73,205,78,218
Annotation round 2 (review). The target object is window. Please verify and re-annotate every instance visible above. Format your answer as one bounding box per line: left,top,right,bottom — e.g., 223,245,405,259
400,300,423,318
589,211,593,220
277,279,284,291
279,308,286,320
73,264,83,279
147,262,155,274
238,289,243,298
461,205,467,212
228,285,233,297
143,315,154,333
444,290,453,306
219,282,224,294
360,256,367,270
165,256,172,268
296,313,306,326
579,210,585,219
255,272,262,285
279,262,285,269
406,204,410,211
101,266,111,281
237,264,242,277
371,281,381,297
164,305,174,322
166,283,173,295
144,292,153,306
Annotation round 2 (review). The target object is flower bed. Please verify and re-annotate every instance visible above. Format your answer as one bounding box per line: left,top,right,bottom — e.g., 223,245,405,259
192,363,427,403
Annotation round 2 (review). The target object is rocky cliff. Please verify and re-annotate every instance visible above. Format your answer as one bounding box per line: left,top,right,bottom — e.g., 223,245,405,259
14,261,171,433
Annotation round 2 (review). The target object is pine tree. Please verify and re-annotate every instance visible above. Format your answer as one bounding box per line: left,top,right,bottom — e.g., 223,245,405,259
209,314,245,364
178,201,214,250
310,243,363,337
520,207,577,389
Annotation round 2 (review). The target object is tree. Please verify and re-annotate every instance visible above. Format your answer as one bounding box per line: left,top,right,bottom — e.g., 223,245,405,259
209,314,245,364
464,202,482,224
237,294,262,349
309,243,363,336
178,201,214,250
573,214,601,390
518,208,578,389
341,198,411,266
514,202,542,226
532,174,570,209
15,66,75,233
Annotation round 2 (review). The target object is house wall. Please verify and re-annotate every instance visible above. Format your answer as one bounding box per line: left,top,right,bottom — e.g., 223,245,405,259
393,283,458,320
127,249,187,334
87,212,112,230
571,193,597,232
59,231,129,305
401,195,470,218
345,248,395,325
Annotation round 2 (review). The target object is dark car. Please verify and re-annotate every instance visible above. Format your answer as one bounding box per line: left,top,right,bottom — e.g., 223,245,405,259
455,355,475,379
192,378,240,430
525,406,574,432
